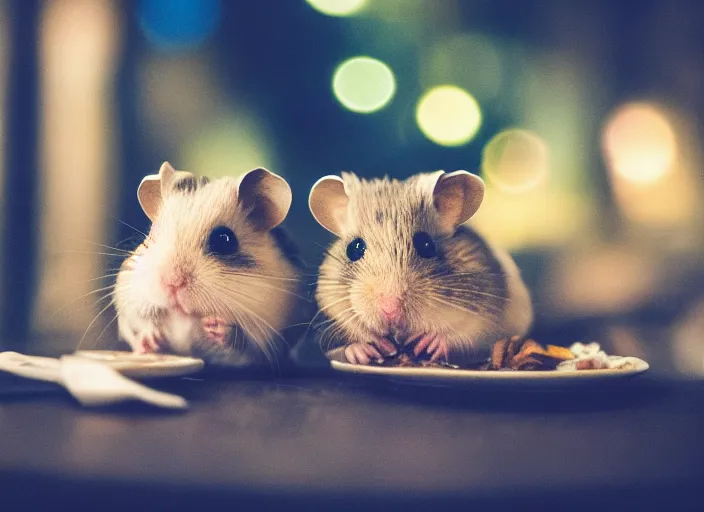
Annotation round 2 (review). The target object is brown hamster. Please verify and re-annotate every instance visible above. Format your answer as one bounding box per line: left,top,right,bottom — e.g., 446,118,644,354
308,170,533,365
114,162,307,367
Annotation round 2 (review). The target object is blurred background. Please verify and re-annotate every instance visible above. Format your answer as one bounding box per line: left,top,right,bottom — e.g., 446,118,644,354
1,0,703,377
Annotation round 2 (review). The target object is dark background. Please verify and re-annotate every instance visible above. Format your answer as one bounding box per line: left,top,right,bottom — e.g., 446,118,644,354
1,0,704,377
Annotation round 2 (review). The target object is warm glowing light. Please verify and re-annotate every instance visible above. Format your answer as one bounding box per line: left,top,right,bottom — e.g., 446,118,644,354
138,0,220,51
481,129,549,193
544,245,659,317
472,190,588,250
602,102,676,185
306,0,367,17
422,33,503,101
416,85,482,146
332,56,396,113
602,101,700,228
35,0,120,335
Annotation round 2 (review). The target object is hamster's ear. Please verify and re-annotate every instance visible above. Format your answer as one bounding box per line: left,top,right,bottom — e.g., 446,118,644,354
309,175,349,237
238,168,292,231
432,170,485,230
137,162,181,221
138,162,201,221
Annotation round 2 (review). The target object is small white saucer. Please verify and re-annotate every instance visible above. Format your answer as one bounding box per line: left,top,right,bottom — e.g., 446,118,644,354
330,358,649,389
72,350,205,379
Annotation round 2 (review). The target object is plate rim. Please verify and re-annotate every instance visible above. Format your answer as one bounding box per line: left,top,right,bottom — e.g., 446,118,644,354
329,358,649,380
72,350,205,378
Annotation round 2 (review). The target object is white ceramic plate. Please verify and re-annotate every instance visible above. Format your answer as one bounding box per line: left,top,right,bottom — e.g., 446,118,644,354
329,358,650,388
72,350,205,379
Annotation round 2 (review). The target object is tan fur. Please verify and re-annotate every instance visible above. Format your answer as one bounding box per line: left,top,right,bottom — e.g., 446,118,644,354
312,172,533,364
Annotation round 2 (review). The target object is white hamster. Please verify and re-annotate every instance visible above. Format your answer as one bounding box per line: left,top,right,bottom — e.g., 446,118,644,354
114,162,307,367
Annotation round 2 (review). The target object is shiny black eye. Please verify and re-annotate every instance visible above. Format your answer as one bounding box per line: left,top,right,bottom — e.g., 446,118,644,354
346,237,366,262
208,226,238,256
413,232,436,258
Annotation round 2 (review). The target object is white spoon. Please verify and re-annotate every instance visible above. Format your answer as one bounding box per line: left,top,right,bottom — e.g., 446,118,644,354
0,352,188,409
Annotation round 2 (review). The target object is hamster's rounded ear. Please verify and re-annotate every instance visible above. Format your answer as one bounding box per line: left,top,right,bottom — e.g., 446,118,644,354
238,168,292,231
432,170,485,230
309,175,349,237
137,162,177,221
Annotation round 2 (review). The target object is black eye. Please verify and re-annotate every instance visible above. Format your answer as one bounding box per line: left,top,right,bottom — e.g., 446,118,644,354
208,226,238,256
346,238,366,262
413,232,436,258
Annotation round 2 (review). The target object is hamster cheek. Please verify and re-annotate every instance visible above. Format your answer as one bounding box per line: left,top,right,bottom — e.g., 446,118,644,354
130,251,170,309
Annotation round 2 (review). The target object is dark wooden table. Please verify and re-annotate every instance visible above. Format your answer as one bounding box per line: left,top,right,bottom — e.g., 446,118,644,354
1,359,702,511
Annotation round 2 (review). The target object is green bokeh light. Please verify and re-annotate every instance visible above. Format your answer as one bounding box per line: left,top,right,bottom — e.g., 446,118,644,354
416,85,482,146
306,0,367,17
332,56,396,114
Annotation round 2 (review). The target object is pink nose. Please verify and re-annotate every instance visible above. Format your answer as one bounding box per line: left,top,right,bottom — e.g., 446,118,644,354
378,296,402,323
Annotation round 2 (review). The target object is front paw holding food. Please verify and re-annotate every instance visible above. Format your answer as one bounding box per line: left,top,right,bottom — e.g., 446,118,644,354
412,333,449,362
135,327,168,354
344,337,397,365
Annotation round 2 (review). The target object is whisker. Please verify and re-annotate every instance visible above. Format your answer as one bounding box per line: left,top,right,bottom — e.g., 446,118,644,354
220,270,301,282
77,298,116,350
298,293,351,346
112,216,149,238
318,307,360,352
93,313,119,348
69,237,133,255
314,295,350,316
209,283,286,346
52,251,130,258
237,281,311,303
81,273,121,285
314,241,346,266
427,286,511,302
49,285,116,319
427,296,482,317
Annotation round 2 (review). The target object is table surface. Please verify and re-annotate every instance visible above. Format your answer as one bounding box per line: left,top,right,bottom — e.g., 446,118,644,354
1,360,703,511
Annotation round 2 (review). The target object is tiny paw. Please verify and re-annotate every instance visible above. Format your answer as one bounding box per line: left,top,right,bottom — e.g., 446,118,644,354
135,328,166,354
202,316,231,345
344,338,397,365
413,333,449,362
345,342,382,365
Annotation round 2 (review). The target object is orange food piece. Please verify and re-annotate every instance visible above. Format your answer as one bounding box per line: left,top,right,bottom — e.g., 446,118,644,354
545,345,575,360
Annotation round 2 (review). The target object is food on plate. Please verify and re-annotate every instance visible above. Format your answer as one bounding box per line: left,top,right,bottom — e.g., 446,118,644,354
370,336,639,372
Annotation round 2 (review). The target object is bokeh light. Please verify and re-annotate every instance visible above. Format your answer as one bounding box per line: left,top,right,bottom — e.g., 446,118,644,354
332,56,396,114
481,129,549,193
422,33,503,101
138,0,220,51
35,0,120,335
306,0,367,17
416,85,482,146
602,102,677,185
182,109,276,181
602,101,700,228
